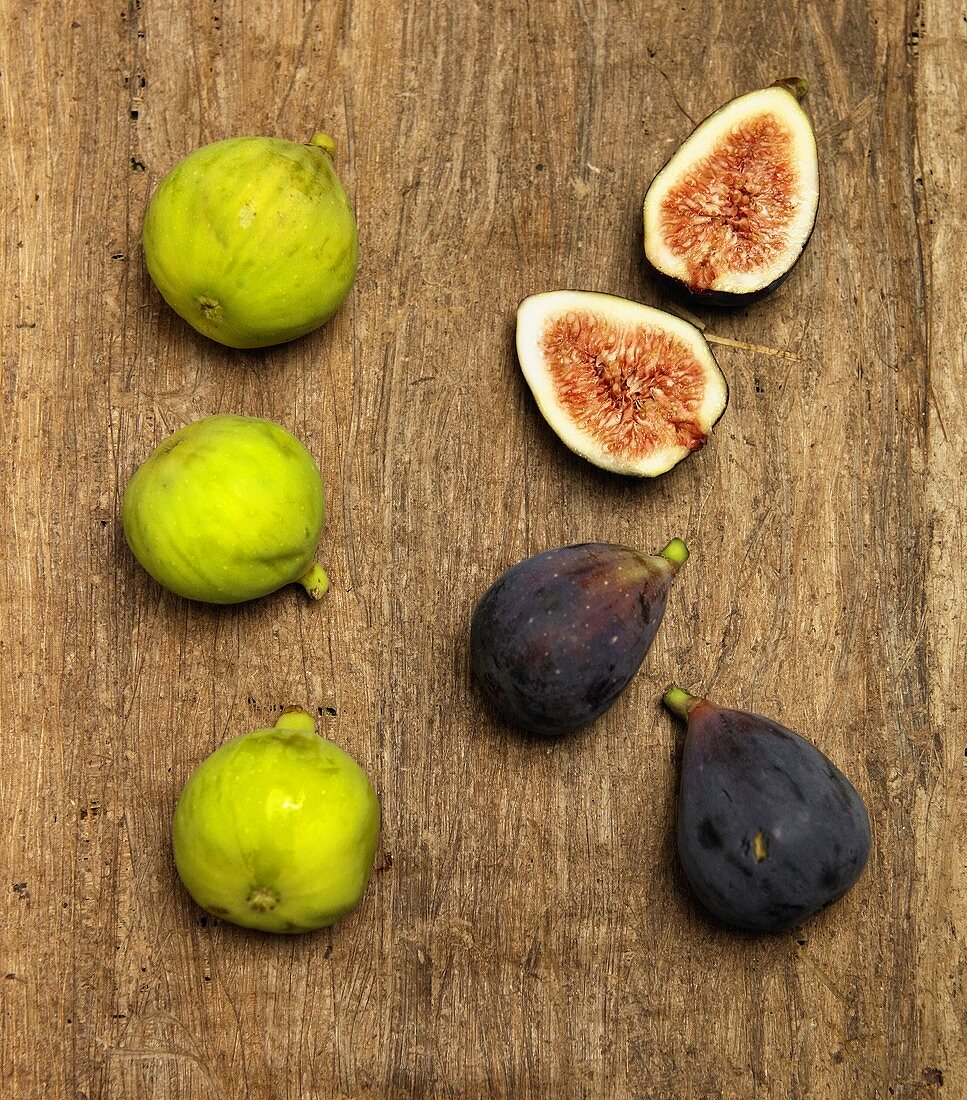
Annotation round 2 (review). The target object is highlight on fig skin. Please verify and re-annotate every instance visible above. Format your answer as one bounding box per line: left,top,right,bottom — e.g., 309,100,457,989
516,291,727,478
662,686,872,933
470,540,689,736
643,76,819,304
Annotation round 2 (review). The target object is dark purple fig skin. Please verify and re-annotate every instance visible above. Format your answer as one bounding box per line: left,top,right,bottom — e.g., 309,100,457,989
645,246,810,308
471,542,685,736
669,694,871,932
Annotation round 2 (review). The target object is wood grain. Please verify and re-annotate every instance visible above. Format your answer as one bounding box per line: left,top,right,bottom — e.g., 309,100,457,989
1,0,962,1096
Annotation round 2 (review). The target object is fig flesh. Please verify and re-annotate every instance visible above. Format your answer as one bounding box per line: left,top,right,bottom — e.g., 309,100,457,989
173,708,380,933
143,134,358,348
471,540,689,735
122,414,328,604
643,78,819,303
663,687,871,932
516,291,727,477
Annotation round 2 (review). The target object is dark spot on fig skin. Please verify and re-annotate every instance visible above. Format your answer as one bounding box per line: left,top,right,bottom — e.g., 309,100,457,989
820,866,841,890
697,819,722,850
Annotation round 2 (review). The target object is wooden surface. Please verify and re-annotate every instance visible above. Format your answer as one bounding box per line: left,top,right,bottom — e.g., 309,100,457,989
1,1,963,1096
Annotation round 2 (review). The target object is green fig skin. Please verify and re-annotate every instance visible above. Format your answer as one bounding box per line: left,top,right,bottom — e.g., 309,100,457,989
172,709,380,934
122,414,327,604
143,134,358,349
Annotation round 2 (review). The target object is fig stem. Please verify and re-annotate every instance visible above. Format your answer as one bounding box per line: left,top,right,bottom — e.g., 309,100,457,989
772,76,808,101
275,707,316,735
298,562,330,600
659,538,689,572
309,132,336,156
662,685,702,721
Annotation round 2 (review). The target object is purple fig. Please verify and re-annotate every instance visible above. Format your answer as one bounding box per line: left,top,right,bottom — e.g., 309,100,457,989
471,540,688,735
664,687,871,932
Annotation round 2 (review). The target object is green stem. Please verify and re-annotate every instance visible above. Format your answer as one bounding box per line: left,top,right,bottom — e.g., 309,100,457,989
309,132,336,156
298,562,330,600
659,538,689,572
274,707,316,735
773,76,808,101
662,685,702,721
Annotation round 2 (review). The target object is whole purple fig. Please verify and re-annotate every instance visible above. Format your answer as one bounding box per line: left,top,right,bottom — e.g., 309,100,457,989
471,540,688,735
664,687,871,932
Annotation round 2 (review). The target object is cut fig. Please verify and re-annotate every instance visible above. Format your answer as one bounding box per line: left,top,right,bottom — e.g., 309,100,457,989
643,77,819,304
516,290,727,477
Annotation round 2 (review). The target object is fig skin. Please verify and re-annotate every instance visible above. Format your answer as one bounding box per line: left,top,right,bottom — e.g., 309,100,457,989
647,255,812,309
664,687,871,932
471,540,689,736
172,708,380,933
122,414,329,605
643,78,819,305
143,134,358,349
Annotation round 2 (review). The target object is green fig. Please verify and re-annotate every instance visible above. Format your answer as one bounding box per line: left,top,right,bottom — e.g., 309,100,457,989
173,708,380,933
122,414,328,604
143,134,358,348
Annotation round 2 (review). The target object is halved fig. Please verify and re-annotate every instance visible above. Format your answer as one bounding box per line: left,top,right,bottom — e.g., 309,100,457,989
643,77,819,304
516,290,727,477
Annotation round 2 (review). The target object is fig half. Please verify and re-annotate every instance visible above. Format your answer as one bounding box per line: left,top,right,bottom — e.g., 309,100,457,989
643,78,819,304
516,291,727,477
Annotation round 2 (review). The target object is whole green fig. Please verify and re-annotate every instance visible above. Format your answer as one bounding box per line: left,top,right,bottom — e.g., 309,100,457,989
143,134,358,349
173,708,380,933
122,414,328,604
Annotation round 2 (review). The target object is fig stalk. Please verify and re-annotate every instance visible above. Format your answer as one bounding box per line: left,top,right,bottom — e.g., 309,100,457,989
772,76,809,101
275,707,317,734
309,132,337,155
659,538,689,572
298,563,330,601
661,684,702,720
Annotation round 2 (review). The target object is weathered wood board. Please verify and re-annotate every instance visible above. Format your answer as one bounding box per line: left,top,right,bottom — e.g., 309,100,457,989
1,1,963,1096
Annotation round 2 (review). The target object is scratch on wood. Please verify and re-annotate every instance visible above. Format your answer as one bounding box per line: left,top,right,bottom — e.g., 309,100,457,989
795,948,849,1003
703,333,803,362
104,1046,230,1099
